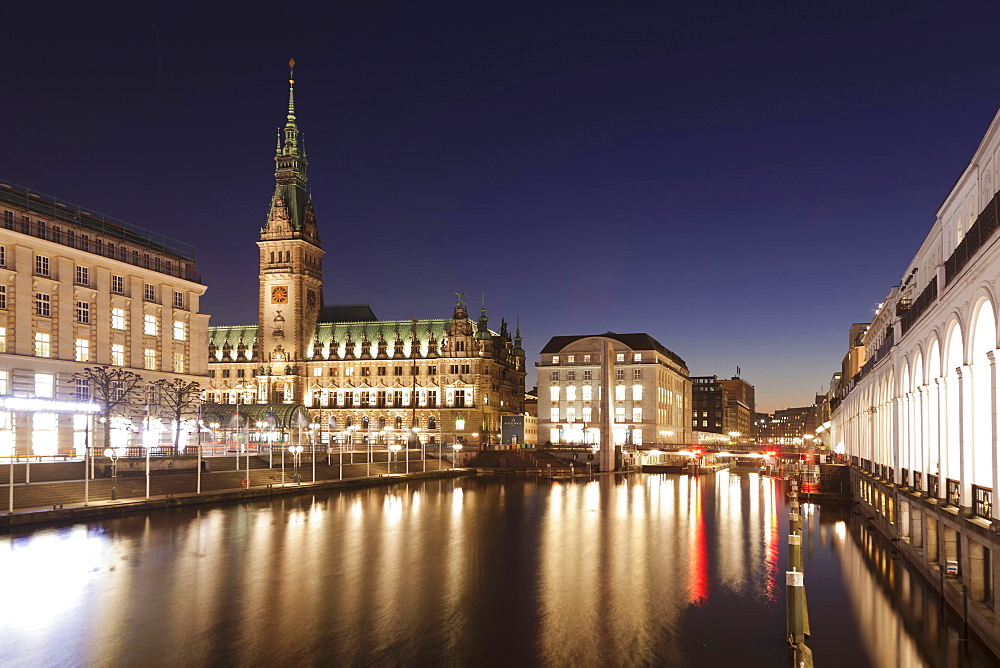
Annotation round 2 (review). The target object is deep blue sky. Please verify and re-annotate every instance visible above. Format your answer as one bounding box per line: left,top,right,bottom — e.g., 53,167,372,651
6,1,1000,412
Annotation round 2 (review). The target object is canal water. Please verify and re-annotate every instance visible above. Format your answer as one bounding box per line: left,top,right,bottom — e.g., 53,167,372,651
2,471,997,666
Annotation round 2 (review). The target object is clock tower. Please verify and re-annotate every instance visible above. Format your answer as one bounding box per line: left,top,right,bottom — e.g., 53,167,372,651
257,59,324,390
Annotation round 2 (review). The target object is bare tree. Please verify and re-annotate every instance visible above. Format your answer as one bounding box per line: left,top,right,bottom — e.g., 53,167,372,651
153,378,203,454
76,366,145,453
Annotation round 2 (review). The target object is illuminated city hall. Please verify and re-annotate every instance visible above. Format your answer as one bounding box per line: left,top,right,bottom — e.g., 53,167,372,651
204,64,526,447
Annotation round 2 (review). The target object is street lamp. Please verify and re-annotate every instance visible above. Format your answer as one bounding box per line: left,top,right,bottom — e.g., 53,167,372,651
103,447,123,501
389,442,401,475
452,442,463,469
289,444,303,484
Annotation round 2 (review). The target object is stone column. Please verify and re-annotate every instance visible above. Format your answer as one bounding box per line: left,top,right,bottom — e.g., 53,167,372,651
989,351,998,520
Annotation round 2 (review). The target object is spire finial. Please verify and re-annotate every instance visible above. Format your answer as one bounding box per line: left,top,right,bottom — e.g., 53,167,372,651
481,291,486,315
286,59,297,127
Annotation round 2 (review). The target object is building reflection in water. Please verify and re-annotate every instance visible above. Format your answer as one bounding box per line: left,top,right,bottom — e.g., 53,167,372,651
2,471,993,665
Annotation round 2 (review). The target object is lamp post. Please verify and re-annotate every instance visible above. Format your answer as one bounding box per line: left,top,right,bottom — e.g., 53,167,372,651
310,422,319,482
384,427,393,474
452,442,463,469
289,444,303,484
389,443,401,475
104,447,122,501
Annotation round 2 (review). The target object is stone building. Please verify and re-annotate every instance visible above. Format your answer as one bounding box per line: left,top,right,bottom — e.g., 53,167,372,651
204,64,525,448
0,181,209,456
536,332,691,447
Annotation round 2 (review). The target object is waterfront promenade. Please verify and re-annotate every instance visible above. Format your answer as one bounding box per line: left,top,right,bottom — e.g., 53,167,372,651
0,454,461,530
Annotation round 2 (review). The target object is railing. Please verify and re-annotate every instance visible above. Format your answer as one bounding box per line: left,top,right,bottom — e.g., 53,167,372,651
900,277,938,337
947,478,961,507
928,474,939,499
945,194,1000,286
973,485,993,520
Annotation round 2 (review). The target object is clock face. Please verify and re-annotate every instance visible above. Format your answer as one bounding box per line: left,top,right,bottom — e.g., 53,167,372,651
271,286,288,304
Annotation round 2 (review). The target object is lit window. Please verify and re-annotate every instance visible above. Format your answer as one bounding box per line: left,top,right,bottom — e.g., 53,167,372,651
633,353,641,362
111,344,125,366
616,353,625,362
0,327,6,352
35,333,51,357
75,339,90,362
552,356,560,364
615,407,625,423
34,373,55,398
76,265,89,286
582,407,592,422
566,386,577,401
75,301,90,323
35,255,50,276
35,293,51,317
112,308,127,330
567,355,575,363
633,385,643,401
173,352,185,373
550,408,559,422
111,275,124,294
615,386,625,401
550,386,560,401
75,378,90,401
583,355,591,363
144,314,159,336
632,408,642,422
345,366,355,376
0,370,8,395
173,320,187,341
174,291,185,309
566,407,576,422
144,283,156,301
582,385,592,401
313,367,322,376
144,348,157,370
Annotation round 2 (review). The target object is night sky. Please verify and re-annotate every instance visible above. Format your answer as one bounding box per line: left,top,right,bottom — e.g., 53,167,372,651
6,2,1000,412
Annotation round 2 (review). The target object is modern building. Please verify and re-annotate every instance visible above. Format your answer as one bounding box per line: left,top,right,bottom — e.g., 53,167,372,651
537,332,691,447
204,64,526,448
755,405,817,446
690,374,755,441
718,376,755,440
829,106,1000,651
0,181,209,456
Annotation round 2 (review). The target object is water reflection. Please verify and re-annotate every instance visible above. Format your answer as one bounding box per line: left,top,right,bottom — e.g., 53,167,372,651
1,472,995,666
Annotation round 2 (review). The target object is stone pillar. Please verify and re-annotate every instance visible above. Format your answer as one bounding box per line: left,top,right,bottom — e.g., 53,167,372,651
958,365,972,507
918,384,930,490
935,376,946,490
989,350,998,520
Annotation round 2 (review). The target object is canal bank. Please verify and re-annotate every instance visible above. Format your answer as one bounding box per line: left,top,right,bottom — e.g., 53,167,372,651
1,468,471,531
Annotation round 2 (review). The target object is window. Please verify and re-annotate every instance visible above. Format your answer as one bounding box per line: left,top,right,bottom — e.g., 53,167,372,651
0,370,7,395
615,407,625,423
111,275,124,294
428,365,437,375
111,344,125,366
35,293,51,317
633,369,642,380
633,353,642,362
566,407,576,422
550,386,560,401
550,408,560,422
583,370,592,380
394,366,403,376
144,283,156,301
567,371,575,381
552,355,560,364
75,265,89,286
112,308,127,330
0,327,6,353
0,286,6,309
551,371,559,381
173,352,185,373
567,355,575,363
0,246,6,266
345,366,355,376
460,364,470,374
632,408,643,422
74,377,90,401
633,385,643,401
583,407,592,422
174,291,185,309
35,333,51,358
144,314,159,336
75,339,90,362
35,255,50,277
2,211,11,229
173,320,187,341
144,348,157,370
455,340,465,352
615,369,625,380
377,367,387,376
34,373,55,398
616,353,625,362
582,386,592,401
566,386,577,401
428,390,438,407
313,367,323,377
615,386,626,401
75,301,90,323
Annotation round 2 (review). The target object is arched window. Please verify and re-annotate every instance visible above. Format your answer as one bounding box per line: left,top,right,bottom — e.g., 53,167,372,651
346,417,353,428
378,416,386,430
362,416,369,429
395,416,402,430
428,416,437,429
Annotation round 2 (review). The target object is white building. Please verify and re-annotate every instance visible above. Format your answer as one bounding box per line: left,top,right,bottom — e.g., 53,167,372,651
830,107,1000,652
0,181,209,457
537,333,691,447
